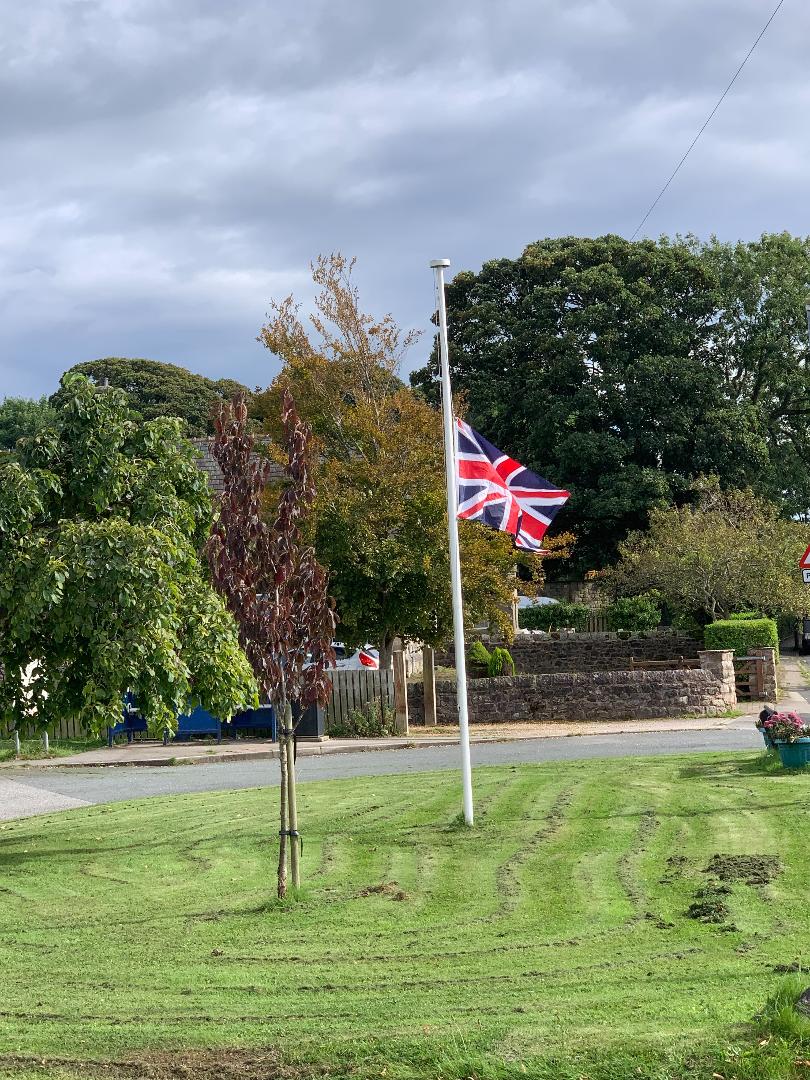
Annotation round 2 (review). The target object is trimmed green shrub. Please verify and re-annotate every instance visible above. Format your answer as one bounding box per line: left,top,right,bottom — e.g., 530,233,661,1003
605,594,661,632
487,647,515,677
704,617,779,657
468,640,491,673
518,601,590,632
727,611,764,621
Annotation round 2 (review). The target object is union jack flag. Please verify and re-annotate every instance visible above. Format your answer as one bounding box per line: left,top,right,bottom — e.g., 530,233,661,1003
455,418,570,551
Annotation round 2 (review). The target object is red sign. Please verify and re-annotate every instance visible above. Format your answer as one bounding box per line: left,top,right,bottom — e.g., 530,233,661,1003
800,545,810,570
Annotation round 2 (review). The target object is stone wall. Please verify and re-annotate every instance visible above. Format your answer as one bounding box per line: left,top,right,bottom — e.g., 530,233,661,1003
436,630,701,675
408,650,737,725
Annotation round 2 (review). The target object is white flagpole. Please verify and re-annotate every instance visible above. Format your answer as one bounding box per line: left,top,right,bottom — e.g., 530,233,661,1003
431,258,474,826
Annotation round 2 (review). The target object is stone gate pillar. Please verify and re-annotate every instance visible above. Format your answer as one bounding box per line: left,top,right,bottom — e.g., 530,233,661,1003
698,649,737,708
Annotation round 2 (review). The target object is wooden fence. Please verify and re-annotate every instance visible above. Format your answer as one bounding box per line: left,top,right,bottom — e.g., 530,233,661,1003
2,669,396,742
0,714,86,741
584,611,610,633
325,669,394,731
733,656,766,702
629,656,700,671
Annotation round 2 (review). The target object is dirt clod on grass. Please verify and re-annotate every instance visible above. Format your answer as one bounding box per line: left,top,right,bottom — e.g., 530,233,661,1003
659,854,688,885
357,881,408,901
705,854,781,886
686,883,731,924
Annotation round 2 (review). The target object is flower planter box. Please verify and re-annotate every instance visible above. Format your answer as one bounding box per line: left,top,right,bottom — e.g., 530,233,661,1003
759,728,777,751
775,738,810,769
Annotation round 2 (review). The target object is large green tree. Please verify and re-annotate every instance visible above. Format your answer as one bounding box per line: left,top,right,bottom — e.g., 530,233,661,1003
699,232,810,516
0,396,57,450
52,358,250,435
0,374,256,736
411,233,810,572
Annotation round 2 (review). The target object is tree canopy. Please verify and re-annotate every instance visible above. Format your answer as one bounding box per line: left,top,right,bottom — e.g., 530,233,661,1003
256,255,565,663
411,232,810,572
0,374,256,736
604,480,810,623
0,396,57,450
53,358,250,435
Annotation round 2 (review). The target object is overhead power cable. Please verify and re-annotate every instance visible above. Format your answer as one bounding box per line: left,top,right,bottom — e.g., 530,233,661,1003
630,0,787,240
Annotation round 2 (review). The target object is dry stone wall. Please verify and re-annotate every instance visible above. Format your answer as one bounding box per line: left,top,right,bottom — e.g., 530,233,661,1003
408,650,737,725
436,631,701,675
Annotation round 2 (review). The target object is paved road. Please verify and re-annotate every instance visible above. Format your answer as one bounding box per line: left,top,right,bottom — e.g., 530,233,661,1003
0,726,762,820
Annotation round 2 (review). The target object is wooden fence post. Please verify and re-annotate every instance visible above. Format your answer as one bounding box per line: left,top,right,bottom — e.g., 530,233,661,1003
392,649,409,735
422,646,437,727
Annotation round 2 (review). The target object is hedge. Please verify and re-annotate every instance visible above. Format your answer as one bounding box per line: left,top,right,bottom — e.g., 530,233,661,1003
605,595,661,632
703,618,779,657
518,601,590,632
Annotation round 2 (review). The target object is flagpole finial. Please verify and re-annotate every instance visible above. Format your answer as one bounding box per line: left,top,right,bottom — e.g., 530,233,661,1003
429,259,451,268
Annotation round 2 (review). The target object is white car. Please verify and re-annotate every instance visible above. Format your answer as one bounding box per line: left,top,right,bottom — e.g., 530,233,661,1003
517,595,558,608
333,644,380,670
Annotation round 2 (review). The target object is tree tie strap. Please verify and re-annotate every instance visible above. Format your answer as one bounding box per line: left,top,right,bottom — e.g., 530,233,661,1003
278,829,303,854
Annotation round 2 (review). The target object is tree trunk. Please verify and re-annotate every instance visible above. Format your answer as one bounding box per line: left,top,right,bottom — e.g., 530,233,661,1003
284,702,301,889
277,730,288,900
377,633,396,670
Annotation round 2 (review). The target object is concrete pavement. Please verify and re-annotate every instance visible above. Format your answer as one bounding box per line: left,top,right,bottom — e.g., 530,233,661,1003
0,774,90,821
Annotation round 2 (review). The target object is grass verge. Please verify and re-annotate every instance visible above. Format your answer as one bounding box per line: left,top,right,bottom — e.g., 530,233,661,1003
0,736,104,763
1,751,810,1078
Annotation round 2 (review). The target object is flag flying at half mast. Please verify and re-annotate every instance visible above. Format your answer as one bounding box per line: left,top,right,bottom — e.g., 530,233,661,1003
456,418,570,551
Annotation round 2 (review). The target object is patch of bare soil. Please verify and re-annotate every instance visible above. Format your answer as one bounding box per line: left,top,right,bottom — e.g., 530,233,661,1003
686,882,732,924
0,1049,328,1080
357,880,408,901
705,853,782,886
659,854,688,886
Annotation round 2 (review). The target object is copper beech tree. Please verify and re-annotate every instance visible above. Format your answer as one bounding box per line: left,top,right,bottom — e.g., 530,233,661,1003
207,391,336,898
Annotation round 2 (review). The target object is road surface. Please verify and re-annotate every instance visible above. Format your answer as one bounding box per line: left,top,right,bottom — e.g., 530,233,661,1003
0,725,762,821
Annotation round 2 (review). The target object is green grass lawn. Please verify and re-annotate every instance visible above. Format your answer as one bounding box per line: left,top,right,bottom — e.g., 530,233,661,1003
0,736,104,763
2,752,810,1079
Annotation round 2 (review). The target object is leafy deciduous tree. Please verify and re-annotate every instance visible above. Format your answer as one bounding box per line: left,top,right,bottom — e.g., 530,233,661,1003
699,232,810,516
411,234,789,572
256,254,566,663
0,396,58,451
605,479,810,623
0,374,256,736
53,357,250,435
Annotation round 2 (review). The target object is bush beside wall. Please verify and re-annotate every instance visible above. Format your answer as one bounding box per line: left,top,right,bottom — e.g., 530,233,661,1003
703,618,779,657
518,601,590,631
605,594,662,632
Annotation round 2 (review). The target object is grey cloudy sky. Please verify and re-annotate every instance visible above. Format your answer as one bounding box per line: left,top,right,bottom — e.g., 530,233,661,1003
1,0,806,398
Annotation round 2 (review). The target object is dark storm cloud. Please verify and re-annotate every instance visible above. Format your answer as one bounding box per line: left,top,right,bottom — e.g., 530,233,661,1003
0,0,806,396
